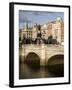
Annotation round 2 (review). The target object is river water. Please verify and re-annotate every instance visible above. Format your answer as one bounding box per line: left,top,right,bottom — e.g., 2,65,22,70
19,45,64,79
19,60,64,79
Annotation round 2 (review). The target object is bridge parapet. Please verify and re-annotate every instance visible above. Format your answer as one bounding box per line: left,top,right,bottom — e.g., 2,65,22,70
19,44,64,66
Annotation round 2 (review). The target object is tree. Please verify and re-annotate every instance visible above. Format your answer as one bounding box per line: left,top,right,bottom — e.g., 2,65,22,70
47,35,53,44
52,39,57,44
47,35,57,44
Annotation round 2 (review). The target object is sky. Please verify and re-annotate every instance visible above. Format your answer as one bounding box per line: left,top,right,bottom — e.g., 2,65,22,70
19,10,64,29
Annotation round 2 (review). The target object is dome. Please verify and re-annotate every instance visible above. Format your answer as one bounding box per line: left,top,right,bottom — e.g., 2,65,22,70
56,16,62,22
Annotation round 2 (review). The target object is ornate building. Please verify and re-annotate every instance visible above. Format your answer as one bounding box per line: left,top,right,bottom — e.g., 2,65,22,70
19,17,64,44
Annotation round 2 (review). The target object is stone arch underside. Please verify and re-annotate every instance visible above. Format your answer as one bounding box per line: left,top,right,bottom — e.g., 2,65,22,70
25,52,41,67
24,47,41,58
47,53,64,65
46,54,64,77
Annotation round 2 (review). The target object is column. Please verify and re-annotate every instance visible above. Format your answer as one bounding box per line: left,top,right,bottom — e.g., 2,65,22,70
40,44,46,66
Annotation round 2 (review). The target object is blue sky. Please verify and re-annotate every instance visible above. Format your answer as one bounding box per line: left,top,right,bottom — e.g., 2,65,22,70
19,10,64,29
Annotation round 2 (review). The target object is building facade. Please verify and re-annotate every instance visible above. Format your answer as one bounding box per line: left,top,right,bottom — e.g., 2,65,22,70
19,17,64,44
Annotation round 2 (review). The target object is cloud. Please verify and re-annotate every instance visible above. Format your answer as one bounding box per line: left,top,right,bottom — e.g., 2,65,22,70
19,10,32,23
19,10,64,29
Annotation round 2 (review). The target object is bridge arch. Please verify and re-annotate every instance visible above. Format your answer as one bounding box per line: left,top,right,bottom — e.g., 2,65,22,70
47,53,64,65
46,54,64,76
46,52,64,64
25,52,41,66
25,51,41,60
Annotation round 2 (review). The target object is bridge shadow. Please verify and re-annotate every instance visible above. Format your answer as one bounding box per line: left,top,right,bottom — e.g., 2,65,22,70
47,55,64,77
24,52,40,70
19,53,64,79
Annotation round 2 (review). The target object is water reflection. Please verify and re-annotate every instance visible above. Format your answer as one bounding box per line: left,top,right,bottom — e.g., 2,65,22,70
19,53,64,79
19,63,64,79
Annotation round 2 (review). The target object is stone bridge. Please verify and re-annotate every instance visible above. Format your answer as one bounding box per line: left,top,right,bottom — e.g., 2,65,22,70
19,44,64,66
